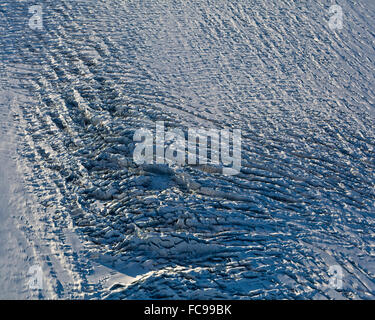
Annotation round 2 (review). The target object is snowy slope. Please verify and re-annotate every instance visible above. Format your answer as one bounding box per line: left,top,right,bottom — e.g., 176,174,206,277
0,0,375,299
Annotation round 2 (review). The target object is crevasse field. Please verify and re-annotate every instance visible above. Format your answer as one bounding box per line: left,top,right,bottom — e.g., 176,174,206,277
0,0,374,299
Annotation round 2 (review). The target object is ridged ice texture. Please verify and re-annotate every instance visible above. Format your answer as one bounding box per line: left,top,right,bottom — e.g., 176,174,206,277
1,0,375,299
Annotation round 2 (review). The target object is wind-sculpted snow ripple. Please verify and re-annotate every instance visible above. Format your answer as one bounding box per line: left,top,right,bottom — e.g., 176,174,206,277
2,0,375,298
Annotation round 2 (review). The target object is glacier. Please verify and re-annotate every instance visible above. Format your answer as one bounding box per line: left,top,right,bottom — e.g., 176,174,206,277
0,0,374,299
